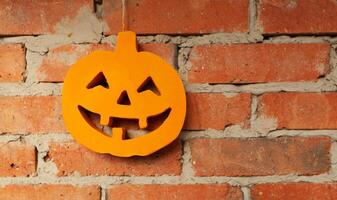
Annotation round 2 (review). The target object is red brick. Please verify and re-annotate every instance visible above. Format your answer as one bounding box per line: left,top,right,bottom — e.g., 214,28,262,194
0,185,100,200
0,142,36,177
36,43,177,82
103,0,248,34
47,141,181,176
184,93,251,130
0,44,25,82
188,43,330,84
259,0,337,34
190,137,330,176
0,96,64,133
251,183,337,200
0,0,93,35
258,93,337,129
107,184,242,200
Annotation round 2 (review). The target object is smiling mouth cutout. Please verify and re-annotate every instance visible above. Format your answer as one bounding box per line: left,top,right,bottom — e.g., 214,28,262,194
78,105,171,139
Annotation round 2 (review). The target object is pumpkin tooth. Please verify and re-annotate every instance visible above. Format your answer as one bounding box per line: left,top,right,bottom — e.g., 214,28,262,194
139,118,148,129
127,129,147,139
100,115,110,126
112,128,125,140
102,125,112,136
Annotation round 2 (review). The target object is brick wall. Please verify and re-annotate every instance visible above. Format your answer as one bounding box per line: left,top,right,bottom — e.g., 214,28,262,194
0,0,337,199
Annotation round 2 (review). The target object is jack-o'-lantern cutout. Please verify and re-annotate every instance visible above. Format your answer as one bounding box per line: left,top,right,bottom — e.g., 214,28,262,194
62,31,186,157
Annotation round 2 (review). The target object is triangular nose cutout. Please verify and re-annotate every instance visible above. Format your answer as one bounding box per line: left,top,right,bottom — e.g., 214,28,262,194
117,91,131,105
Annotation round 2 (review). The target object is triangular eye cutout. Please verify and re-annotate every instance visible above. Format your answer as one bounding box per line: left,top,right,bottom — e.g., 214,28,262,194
117,91,131,105
87,72,109,89
137,76,161,96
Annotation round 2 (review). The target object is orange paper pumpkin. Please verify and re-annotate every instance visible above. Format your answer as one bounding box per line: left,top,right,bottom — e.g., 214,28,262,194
62,31,186,157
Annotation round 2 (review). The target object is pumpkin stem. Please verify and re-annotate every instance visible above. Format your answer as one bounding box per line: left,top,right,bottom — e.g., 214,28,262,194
115,31,137,54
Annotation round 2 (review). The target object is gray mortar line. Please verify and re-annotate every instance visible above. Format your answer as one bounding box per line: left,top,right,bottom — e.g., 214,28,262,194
266,130,337,140
3,129,337,144
248,0,257,34
25,50,45,84
330,142,337,174
241,186,251,200
105,34,337,46
0,135,22,143
248,0,263,43
1,34,337,51
0,174,336,187
264,36,337,44
185,81,337,94
1,81,337,96
177,47,191,83
0,83,62,96
21,44,28,83
181,129,337,140
180,141,195,179
93,0,103,19
326,45,337,84
250,95,258,125
100,187,107,200
1,81,336,96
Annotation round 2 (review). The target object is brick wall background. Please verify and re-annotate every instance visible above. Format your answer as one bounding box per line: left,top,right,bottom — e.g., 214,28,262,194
0,0,337,199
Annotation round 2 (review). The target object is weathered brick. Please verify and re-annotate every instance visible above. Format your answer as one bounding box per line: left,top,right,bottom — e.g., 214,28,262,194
188,43,330,84
190,137,330,176
0,96,64,133
251,183,337,200
258,93,337,129
103,0,248,34
0,44,25,82
184,93,251,130
0,0,93,35
107,184,242,200
48,141,181,176
36,43,177,82
0,142,36,177
0,185,100,200
259,0,337,34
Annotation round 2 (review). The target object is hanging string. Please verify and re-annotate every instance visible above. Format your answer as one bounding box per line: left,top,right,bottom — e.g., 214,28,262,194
121,0,127,31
